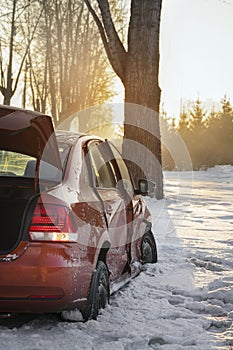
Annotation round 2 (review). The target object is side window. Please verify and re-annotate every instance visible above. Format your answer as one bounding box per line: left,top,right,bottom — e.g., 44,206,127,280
108,143,134,194
88,141,116,189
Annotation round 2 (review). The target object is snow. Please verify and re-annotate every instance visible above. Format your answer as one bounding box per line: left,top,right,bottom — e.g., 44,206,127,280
0,165,232,349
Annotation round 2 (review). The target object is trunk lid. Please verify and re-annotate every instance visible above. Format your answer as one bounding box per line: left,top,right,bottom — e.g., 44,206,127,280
0,106,62,254
0,105,61,170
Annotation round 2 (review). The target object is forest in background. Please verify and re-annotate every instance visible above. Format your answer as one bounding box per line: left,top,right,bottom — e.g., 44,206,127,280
0,0,128,133
162,95,233,170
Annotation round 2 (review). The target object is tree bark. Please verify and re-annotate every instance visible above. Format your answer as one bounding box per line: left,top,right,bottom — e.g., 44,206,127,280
84,0,163,198
3,0,16,105
123,0,163,199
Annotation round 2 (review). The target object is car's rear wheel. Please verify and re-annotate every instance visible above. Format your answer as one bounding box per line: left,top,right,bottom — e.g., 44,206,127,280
141,231,157,263
83,261,109,321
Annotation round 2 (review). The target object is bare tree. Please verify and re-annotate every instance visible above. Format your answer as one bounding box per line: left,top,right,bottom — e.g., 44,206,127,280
0,0,42,105
84,0,163,198
27,0,114,130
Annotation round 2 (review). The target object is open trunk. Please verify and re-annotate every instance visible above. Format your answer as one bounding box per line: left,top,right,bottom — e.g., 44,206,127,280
0,177,38,254
0,105,62,255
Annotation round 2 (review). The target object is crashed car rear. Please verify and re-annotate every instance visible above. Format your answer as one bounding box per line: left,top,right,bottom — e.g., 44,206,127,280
0,105,157,321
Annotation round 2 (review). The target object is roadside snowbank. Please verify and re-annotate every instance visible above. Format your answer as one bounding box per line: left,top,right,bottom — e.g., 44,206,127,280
0,165,232,349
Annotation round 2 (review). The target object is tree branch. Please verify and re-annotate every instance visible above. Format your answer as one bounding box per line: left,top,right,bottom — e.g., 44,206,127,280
12,6,43,95
0,41,6,91
84,0,127,82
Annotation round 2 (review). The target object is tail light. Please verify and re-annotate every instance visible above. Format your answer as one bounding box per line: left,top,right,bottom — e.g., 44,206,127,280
29,203,77,242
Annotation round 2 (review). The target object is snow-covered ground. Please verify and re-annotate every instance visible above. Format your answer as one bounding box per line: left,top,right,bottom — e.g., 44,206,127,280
0,165,232,349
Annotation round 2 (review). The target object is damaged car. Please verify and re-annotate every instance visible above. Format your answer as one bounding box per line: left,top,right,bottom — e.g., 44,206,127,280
0,105,157,321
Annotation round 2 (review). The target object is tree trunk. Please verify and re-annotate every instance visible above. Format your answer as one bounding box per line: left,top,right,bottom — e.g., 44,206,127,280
84,0,163,198
3,0,17,105
123,79,163,199
122,0,163,199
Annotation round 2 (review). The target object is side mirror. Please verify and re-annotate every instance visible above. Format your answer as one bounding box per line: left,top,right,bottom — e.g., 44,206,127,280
137,179,156,196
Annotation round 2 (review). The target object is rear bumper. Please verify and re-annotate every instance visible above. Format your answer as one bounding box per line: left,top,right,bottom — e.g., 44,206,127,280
0,242,93,313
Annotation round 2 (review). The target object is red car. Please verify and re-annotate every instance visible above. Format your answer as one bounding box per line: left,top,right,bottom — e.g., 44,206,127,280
0,105,157,321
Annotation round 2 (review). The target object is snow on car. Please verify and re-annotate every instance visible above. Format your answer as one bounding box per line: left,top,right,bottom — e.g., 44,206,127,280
0,105,157,322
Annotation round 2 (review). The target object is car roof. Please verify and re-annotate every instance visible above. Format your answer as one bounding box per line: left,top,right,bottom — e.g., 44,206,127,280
55,130,103,146
55,130,85,145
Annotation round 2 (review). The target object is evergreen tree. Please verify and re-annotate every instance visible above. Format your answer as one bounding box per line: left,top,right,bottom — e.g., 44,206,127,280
174,97,233,170
204,107,218,167
187,98,207,169
177,108,190,134
217,95,233,164
220,94,232,115
189,98,206,130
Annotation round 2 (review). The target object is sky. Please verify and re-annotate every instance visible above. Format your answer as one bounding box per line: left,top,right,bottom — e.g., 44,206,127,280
114,0,233,118
5,0,233,119
159,0,233,117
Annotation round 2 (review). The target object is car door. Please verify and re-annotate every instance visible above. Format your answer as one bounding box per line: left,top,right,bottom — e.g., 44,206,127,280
86,140,129,281
106,142,147,265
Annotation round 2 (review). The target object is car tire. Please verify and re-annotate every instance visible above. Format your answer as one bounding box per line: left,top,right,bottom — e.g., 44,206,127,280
141,231,158,264
83,261,109,321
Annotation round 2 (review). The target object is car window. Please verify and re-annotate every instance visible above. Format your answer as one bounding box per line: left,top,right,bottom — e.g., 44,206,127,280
57,143,71,169
108,143,134,194
0,143,70,179
0,150,36,177
88,141,116,189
